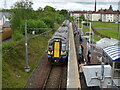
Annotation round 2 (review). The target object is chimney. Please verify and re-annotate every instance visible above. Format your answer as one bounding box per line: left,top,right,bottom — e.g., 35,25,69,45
94,0,96,12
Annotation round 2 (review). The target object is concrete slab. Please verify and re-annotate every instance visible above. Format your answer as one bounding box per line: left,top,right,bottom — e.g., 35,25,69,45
67,22,81,89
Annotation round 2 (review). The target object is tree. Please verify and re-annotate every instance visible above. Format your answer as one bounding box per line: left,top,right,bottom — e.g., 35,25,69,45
59,9,68,18
37,7,43,12
42,17,54,28
10,0,33,30
20,19,48,34
79,14,85,21
44,5,55,12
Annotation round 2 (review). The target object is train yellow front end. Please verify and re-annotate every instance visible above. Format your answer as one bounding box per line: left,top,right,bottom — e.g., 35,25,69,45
47,40,68,64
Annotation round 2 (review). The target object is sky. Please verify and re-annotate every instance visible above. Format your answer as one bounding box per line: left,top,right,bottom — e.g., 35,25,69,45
0,0,120,11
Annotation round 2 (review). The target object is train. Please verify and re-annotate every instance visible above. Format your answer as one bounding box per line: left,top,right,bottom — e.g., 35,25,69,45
46,20,70,64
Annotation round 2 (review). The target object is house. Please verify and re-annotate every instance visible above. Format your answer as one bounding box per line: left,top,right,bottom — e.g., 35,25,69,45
70,11,87,18
0,12,11,29
70,5,120,22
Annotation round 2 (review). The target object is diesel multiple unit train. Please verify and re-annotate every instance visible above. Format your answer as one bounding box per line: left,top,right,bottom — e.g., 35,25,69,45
46,20,70,64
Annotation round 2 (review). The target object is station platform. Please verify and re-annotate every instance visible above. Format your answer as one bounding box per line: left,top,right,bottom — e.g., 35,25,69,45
67,22,81,89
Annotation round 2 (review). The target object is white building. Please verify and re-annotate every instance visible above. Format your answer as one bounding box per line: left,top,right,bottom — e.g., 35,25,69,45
84,13,101,21
102,13,120,22
0,12,11,29
70,5,120,22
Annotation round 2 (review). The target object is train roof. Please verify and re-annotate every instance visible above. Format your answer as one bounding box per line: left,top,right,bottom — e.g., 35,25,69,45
62,20,70,26
49,20,69,42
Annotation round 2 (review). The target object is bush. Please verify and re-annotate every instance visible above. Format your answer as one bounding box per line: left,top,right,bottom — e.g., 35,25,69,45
12,31,24,41
2,41,16,52
56,14,63,24
42,17,54,28
20,19,48,34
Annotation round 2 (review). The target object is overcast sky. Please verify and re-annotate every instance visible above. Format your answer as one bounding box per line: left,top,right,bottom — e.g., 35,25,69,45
0,0,120,11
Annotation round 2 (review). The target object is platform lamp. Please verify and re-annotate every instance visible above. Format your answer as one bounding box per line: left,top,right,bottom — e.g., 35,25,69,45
118,13,120,45
24,22,30,72
77,17,79,28
79,19,83,31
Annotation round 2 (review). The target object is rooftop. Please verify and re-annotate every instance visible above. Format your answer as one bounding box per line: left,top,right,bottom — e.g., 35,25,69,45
0,12,11,20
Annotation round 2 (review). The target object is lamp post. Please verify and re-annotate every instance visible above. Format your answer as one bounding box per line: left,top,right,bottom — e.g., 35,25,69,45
118,14,120,45
76,17,79,28
89,22,94,62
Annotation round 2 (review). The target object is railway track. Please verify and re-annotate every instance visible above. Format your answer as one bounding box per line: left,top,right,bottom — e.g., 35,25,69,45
42,65,67,89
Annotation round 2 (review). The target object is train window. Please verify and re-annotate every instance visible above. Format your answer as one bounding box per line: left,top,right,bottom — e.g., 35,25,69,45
62,44,66,51
48,46,53,51
48,43,53,51
49,43,53,46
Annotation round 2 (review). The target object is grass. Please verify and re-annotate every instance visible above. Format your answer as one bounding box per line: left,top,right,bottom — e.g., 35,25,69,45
2,20,60,88
91,21,119,39
94,34,101,42
79,21,119,41
2,35,49,88
95,29,118,39
91,21,118,28
80,24,101,42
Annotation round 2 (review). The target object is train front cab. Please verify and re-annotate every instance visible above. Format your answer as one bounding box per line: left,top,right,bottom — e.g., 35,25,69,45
47,40,68,64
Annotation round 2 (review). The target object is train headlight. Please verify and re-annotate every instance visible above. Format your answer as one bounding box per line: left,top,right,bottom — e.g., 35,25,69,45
48,51,53,55
61,51,66,55
48,51,51,54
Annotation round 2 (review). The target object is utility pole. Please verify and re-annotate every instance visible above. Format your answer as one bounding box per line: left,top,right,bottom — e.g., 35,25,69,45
118,11,120,45
77,17,79,28
4,0,7,10
24,22,30,72
23,23,53,72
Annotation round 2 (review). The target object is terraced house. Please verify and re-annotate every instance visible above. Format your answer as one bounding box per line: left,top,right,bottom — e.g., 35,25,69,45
70,5,120,22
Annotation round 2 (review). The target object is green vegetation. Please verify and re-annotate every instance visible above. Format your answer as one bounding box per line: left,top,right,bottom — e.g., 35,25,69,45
79,15,85,21
91,21,118,27
2,0,72,88
10,0,34,30
78,21,119,41
94,29,118,39
2,36,49,88
91,21,118,39
94,34,101,42
10,0,70,33
44,5,55,12
12,31,24,41
80,23,101,42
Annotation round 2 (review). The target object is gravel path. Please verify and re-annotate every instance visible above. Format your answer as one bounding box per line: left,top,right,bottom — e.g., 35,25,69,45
24,56,51,88
44,65,67,89
93,27,118,29
45,66,62,88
